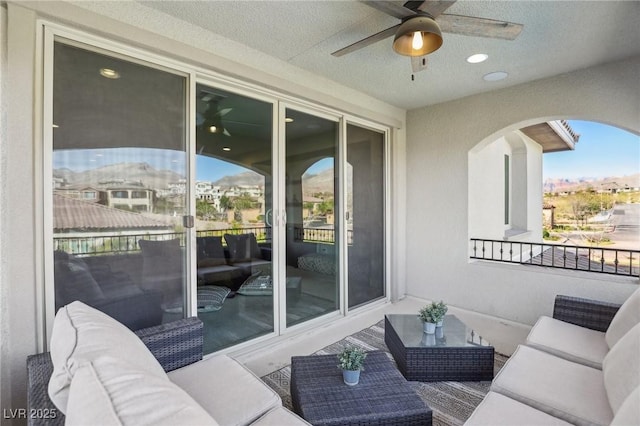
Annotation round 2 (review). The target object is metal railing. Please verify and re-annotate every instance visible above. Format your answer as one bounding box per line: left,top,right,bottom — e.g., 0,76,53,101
54,227,270,256
470,238,639,277
293,226,353,245
54,226,356,256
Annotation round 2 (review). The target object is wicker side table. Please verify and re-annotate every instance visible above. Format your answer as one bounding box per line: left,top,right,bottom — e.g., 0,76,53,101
290,350,432,426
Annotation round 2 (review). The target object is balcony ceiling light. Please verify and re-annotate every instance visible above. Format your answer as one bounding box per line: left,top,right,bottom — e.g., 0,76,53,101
393,13,443,57
99,68,120,79
467,53,488,64
483,71,508,81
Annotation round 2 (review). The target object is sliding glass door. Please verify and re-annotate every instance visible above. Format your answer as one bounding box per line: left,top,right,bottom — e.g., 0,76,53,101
346,124,386,307
194,83,274,352
46,29,388,352
284,108,340,327
51,40,188,330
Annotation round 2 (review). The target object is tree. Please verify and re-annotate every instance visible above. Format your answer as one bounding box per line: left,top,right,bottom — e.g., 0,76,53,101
196,199,215,220
219,195,233,211
570,192,600,227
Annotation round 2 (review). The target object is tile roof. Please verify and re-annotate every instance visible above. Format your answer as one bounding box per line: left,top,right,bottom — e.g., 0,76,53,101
53,194,173,231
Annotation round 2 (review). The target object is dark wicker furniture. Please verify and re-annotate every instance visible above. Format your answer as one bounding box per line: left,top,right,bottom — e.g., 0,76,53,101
552,294,620,331
290,350,432,426
385,314,494,382
26,317,204,426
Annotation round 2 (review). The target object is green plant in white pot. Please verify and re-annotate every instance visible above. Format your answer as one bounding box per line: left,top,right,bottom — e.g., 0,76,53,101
434,301,448,327
337,347,367,386
418,302,446,334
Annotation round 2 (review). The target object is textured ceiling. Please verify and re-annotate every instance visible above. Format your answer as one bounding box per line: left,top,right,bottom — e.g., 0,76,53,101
89,1,640,111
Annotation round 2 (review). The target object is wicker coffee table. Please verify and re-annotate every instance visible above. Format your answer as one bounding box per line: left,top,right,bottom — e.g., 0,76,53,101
385,314,494,382
290,351,432,426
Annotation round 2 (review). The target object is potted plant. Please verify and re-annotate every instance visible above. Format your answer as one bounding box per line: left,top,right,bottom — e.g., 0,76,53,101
434,301,448,327
418,301,447,334
337,347,367,386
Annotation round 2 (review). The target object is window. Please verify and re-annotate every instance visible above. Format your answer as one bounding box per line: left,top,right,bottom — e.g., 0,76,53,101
504,154,510,225
111,191,128,199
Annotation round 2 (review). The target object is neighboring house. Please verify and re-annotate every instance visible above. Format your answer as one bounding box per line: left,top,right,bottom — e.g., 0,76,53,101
54,185,104,204
104,186,154,213
53,194,175,253
1,1,638,416
469,120,579,243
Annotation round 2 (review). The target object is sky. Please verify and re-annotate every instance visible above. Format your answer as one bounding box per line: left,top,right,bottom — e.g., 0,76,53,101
542,121,640,180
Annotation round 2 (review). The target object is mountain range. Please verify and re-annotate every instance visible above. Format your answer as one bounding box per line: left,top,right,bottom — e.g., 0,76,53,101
544,173,640,193
54,162,335,195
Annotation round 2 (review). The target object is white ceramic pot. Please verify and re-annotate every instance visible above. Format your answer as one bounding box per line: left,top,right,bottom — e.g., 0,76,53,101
423,322,436,334
342,369,361,386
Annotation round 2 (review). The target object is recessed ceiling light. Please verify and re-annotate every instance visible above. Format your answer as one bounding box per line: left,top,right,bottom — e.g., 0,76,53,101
285,117,294,123
483,71,508,82
222,147,231,152
99,68,120,79
467,53,488,64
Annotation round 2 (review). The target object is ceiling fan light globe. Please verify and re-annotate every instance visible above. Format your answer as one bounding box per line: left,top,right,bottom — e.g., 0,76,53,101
393,14,443,57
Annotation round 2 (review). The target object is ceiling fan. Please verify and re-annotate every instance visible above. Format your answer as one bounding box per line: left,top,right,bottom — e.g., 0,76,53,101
332,0,524,58
197,90,233,137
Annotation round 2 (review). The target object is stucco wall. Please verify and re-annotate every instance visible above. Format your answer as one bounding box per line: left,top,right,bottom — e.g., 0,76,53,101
406,56,640,325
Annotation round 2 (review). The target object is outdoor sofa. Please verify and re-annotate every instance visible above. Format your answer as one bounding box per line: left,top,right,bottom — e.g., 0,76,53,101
465,287,640,426
27,301,309,425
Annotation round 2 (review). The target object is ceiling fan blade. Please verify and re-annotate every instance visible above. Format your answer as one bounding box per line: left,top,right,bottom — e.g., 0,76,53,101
224,119,262,127
361,1,414,19
437,14,523,40
410,0,457,18
216,107,233,117
332,24,400,57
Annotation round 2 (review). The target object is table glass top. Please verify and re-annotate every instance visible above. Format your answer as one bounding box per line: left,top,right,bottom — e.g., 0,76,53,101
386,314,492,349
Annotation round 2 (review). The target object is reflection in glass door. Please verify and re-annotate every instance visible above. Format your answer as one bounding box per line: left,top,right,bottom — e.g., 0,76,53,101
285,108,340,327
346,124,385,307
51,41,188,330
195,84,274,353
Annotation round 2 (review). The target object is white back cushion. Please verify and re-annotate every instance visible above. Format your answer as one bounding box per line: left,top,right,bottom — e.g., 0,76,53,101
605,287,640,348
48,301,167,413
66,356,218,426
603,322,640,413
611,386,640,426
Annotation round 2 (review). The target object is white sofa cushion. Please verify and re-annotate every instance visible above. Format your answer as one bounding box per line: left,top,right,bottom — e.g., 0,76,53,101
168,354,281,426
611,386,639,426
251,406,311,426
490,345,612,426
48,301,167,413
605,286,640,348
66,356,217,426
602,322,640,413
525,315,608,369
464,391,572,426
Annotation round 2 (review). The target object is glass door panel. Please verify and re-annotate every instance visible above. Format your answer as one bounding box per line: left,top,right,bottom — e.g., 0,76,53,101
284,109,340,327
52,41,188,329
195,84,274,353
346,124,385,308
